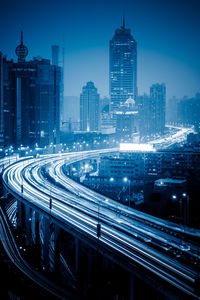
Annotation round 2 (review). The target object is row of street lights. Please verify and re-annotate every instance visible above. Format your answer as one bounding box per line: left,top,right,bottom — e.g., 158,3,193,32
109,176,131,207
172,193,189,226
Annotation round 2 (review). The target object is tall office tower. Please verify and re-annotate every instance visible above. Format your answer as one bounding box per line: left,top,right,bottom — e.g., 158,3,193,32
177,94,200,131
63,96,80,131
166,96,180,124
137,94,155,137
116,97,138,139
109,17,137,112
150,83,166,135
51,45,59,66
80,81,100,132
0,32,61,147
51,45,64,126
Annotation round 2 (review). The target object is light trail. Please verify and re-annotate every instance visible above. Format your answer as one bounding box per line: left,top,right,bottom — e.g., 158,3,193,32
2,148,200,298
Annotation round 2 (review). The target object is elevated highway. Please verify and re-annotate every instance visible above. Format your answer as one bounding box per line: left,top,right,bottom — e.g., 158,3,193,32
2,149,200,299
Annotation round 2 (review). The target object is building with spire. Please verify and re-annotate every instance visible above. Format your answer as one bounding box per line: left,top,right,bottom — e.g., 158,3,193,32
0,32,61,147
15,31,28,63
109,17,137,113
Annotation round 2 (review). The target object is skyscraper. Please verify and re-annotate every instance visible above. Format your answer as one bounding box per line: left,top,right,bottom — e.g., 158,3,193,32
109,17,137,112
137,84,166,138
150,83,166,135
137,94,155,137
0,32,61,147
51,44,64,126
116,97,138,139
80,81,100,132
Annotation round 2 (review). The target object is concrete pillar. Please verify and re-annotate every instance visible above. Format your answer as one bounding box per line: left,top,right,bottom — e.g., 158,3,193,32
32,211,40,245
52,224,60,273
3,186,7,199
40,216,50,270
88,248,93,287
25,206,31,246
102,256,108,271
129,273,135,300
17,201,23,228
75,238,79,275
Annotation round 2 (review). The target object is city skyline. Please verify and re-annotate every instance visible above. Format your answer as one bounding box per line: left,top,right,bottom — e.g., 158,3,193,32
0,0,200,99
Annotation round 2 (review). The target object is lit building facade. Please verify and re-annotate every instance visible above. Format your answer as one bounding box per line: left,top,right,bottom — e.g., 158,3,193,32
80,81,100,132
137,84,166,138
137,94,155,137
109,17,137,112
177,93,200,131
99,150,200,180
150,83,166,135
0,32,61,147
116,97,138,138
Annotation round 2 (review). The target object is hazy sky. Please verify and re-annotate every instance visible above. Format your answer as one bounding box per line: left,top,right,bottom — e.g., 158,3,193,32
0,0,200,99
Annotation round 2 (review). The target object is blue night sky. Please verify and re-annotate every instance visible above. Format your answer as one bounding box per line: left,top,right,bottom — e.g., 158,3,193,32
0,0,200,99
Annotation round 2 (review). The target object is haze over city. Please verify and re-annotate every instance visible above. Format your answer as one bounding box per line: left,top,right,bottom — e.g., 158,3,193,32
0,0,200,98
0,1,200,299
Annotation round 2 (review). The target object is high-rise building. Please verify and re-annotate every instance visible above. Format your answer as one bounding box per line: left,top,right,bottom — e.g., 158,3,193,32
51,44,64,126
177,94,200,131
109,17,137,112
150,83,166,135
137,84,166,138
63,96,80,131
137,94,155,137
80,81,100,132
116,97,138,139
0,32,61,147
166,96,180,124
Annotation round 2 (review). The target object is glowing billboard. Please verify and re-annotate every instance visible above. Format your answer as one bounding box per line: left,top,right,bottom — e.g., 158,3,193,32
120,143,155,152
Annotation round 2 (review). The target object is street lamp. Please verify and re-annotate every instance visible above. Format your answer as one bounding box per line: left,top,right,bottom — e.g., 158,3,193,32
172,194,177,200
109,177,114,183
123,177,128,183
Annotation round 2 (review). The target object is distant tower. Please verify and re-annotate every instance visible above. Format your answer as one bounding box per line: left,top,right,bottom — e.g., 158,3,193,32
2,37,61,147
150,83,166,134
60,43,64,124
109,17,137,112
80,81,100,132
51,45,59,66
15,31,28,62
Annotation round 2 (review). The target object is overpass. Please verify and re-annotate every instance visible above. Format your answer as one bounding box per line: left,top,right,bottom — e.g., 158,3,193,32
1,148,200,299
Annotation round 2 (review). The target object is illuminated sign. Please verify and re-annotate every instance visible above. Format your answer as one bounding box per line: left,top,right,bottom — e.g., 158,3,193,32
120,143,155,152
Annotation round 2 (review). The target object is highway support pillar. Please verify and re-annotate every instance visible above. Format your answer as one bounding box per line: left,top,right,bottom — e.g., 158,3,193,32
41,217,50,270
88,247,93,288
129,273,134,300
25,206,31,247
3,186,7,200
17,201,24,229
75,238,79,275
